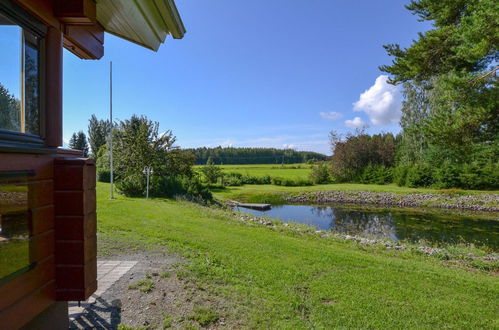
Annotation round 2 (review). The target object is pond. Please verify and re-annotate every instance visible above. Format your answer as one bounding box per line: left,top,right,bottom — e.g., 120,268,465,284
234,204,499,249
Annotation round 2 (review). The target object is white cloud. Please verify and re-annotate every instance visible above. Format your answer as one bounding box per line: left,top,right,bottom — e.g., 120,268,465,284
282,144,295,149
353,75,401,125
320,111,343,121
219,139,235,148
345,117,367,129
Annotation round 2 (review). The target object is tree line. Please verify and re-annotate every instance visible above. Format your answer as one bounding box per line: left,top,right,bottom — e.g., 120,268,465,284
0,83,20,131
330,0,498,190
186,147,328,165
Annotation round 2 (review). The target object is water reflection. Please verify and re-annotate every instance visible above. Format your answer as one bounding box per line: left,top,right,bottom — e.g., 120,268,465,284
235,204,499,249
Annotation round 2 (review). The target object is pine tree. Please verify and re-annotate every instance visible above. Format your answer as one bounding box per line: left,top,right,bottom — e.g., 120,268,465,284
87,114,111,158
69,131,89,157
381,0,498,165
380,0,498,84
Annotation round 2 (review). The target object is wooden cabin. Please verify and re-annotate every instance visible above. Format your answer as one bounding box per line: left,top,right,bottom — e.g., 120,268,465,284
0,1,184,328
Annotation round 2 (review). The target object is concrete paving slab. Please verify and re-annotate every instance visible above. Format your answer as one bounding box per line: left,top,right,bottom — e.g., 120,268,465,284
68,260,138,321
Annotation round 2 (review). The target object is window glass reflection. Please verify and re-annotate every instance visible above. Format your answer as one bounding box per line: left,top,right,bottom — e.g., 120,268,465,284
0,11,40,135
0,179,30,282
24,37,40,135
0,13,22,132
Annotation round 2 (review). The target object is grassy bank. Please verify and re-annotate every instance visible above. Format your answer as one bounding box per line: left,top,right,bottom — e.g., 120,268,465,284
97,183,498,328
213,183,499,204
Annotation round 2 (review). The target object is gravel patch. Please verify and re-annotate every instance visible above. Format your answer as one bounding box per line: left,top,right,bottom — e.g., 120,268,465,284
69,250,230,329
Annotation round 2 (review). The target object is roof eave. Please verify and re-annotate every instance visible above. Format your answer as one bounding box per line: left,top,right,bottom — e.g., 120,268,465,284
96,0,185,52
163,0,185,39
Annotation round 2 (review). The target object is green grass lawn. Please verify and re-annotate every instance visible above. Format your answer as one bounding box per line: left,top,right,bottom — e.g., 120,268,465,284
194,163,312,179
97,183,498,328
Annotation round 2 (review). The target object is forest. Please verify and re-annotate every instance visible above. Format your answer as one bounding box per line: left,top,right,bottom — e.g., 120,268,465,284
186,147,328,165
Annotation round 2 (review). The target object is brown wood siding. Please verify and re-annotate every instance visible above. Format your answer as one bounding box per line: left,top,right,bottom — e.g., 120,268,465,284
0,154,56,329
0,281,56,327
44,26,63,147
53,158,97,301
0,153,97,329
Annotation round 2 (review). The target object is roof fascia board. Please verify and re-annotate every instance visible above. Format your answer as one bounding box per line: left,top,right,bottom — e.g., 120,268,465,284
154,0,185,39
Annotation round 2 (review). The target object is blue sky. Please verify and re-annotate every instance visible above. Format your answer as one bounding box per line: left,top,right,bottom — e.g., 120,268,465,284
62,0,430,155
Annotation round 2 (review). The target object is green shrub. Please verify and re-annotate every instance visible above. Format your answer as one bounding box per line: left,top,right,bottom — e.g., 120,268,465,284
309,161,331,184
377,166,392,184
200,158,222,184
223,175,243,186
180,176,213,201
331,168,360,183
406,164,434,187
222,172,272,186
433,161,462,188
271,177,283,185
222,172,243,186
153,175,212,200
95,144,110,182
116,174,145,197
395,161,498,190
360,165,393,185
242,174,272,185
225,172,243,179
460,161,499,190
393,166,409,186
97,170,111,183
117,174,212,201
459,163,480,190
150,176,182,197
271,177,313,186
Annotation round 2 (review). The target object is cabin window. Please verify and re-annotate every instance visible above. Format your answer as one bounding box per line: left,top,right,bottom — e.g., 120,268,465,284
0,8,43,137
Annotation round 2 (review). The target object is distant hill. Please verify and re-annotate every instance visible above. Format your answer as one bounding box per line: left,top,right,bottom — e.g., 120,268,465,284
186,147,329,165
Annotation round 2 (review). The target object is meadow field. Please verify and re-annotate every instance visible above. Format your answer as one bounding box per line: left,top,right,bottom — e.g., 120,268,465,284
193,163,499,205
194,163,312,180
97,183,498,328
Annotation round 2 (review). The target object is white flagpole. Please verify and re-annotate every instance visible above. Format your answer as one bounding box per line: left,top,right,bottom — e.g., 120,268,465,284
109,61,114,200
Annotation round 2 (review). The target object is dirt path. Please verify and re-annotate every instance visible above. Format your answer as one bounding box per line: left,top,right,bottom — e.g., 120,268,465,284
69,250,230,329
